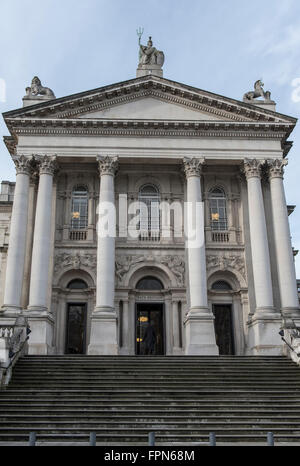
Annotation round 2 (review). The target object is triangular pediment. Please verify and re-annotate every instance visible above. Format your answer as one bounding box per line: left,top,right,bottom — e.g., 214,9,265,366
76,95,231,121
3,75,296,125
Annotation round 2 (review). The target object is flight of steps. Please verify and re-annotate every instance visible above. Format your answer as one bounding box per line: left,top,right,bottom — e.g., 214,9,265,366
1,355,300,445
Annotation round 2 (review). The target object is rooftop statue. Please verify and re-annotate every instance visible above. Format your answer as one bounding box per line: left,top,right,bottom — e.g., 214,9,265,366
136,27,164,69
25,76,56,99
138,36,165,67
243,80,271,102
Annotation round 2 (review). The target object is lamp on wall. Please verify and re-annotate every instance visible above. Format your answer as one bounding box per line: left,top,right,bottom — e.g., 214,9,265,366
211,213,219,221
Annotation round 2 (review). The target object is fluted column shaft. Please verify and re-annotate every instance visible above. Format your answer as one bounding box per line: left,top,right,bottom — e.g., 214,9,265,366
88,156,118,355
96,156,118,311
183,157,208,312
268,159,299,315
182,157,218,355
2,156,34,311
28,156,57,311
244,159,275,315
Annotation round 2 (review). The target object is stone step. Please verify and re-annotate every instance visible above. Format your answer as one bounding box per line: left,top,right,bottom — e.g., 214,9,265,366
9,377,300,390
2,413,300,420
2,408,300,415
2,388,300,395
1,419,300,426
1,397,300,410
1,355,300,445
10,372,300,379
1,427,300,437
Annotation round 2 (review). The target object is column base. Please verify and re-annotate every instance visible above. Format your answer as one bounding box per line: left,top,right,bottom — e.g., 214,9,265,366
26,309,54,355
282,307,300,319
246,316,283,355
172,347,184,355
1,305,23,317
184,310,219,355
253,307,281,319
88,307,118,355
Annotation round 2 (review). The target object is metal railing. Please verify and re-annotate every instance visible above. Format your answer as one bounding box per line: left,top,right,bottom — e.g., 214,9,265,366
26,431,276,446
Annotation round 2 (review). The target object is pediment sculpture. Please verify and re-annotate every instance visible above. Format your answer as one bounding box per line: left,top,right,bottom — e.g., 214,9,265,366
243,80,271,102
24,76,56,99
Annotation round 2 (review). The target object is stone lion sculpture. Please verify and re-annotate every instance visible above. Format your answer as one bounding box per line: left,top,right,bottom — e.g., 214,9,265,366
25,76,56,99
243,80,271,102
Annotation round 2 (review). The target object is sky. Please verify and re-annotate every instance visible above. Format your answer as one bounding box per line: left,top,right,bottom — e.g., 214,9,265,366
0,0,300,274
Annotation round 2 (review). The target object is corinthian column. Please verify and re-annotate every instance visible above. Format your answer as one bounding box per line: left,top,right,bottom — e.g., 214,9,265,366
2,155,34,314
244,159,281,355
267,159,300,317
27,156,57,354
88,156,118,355
182,157,218,355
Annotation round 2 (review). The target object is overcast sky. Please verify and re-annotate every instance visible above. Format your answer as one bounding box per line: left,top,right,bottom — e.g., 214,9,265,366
1,0,300,274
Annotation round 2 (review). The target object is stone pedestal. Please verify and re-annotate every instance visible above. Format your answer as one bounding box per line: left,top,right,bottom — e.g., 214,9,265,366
88,310,118,355
184,313,219,355
246,316,283,355
136,64,163,78
26,313,54,355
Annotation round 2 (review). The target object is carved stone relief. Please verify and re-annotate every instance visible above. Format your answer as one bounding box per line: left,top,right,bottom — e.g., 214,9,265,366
54,251,97,275
206,254,246,279
115,254,185,287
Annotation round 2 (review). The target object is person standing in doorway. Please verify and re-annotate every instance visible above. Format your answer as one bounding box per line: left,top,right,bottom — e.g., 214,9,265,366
142,321,156,355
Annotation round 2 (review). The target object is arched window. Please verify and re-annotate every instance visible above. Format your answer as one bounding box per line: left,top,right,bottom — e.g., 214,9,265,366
212,280,232,291
209,187,228,231
136,276,164,290
67,279,88,289
71,186,88,230
138,184,160,233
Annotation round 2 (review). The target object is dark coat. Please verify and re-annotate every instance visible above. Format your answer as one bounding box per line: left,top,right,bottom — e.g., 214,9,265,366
143,324,156,351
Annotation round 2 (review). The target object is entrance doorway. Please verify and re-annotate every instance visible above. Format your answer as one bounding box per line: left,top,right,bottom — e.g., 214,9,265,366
65,303,87,354
136,303,165,355
212,304,235,355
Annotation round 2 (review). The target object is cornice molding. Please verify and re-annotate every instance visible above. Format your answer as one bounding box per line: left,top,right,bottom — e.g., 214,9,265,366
5,118,291,140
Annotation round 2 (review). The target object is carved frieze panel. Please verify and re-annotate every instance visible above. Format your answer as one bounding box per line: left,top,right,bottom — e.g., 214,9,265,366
115,254,185,287
206,254,246,279
54,251,97,275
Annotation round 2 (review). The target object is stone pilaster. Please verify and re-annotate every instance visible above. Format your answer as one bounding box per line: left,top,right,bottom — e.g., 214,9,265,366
267,159,300,318
183,157,218,355
88,156,119,355
1,156,34,315
243,158,282,355
27,155,58,354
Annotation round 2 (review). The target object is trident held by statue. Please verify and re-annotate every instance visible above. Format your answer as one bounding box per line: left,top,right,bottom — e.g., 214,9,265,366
136,27,144,45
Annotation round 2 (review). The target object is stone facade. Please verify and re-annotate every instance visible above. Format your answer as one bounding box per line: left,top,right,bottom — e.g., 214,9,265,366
0,69,299,356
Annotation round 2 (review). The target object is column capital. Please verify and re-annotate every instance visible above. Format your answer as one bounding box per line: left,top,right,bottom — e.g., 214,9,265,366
183,157,205,178
243,158,265,180
267,158,288,179
97,155,118,176
13,155,35,176
36,155,58,176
